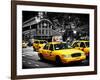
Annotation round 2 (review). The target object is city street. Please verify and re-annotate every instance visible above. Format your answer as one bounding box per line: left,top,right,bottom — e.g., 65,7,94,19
22,46,89,69
22,46,56,69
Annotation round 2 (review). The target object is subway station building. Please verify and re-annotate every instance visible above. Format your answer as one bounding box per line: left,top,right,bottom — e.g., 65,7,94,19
22,12,89,41
22,12,62,41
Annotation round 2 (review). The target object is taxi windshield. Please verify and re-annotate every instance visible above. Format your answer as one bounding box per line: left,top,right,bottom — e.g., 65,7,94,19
54,43,72,50
40,41,47,44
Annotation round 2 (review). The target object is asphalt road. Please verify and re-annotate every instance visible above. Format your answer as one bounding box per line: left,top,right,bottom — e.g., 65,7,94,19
22,46,89,69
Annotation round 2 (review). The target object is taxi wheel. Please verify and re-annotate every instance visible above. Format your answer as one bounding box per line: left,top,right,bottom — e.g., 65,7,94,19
39,54,44,61
55,56,62,65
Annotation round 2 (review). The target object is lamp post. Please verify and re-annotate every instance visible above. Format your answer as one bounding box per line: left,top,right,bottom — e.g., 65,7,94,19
73,30,77,34
29,25,32,39
28,25,32,46
73,30,77,40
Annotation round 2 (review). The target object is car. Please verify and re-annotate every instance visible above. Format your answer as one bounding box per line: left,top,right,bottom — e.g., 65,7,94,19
22,41,28,48
33,40,47,51
38,42,86,65
71,40,89,57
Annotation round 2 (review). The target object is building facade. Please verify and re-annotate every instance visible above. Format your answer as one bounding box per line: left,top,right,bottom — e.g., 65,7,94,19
22,12,53,41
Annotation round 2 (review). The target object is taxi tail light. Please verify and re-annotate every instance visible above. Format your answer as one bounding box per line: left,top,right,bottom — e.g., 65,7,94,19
82,48,84,51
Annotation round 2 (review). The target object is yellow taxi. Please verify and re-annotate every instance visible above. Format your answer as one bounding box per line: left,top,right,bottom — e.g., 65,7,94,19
38,42,86,65
22,41,28,48
33,40,47,51
71,40,89,57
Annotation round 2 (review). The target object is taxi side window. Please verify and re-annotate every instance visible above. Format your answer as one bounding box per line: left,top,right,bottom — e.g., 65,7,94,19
73,42,79,48
80,42,85,48
49,44,53,51
43,44,49,50
34,41,39,44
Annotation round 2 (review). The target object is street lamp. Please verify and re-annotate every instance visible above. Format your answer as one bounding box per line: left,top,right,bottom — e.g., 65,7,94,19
73,30,77,40
73,30,77,34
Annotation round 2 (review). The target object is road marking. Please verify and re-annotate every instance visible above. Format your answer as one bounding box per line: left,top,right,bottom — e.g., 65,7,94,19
28,62,32,64
27,54,33,56
35,64,39,67
23,52,38,57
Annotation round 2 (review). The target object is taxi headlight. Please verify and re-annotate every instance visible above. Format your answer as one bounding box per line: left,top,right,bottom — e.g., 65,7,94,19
62,54,71,58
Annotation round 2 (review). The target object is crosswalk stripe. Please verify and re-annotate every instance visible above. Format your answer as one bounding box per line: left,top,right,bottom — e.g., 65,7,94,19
35,64,39,67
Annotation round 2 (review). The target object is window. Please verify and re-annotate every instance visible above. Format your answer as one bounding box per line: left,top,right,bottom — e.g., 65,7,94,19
49,44,53,51
40,41,44,44
49,31,51,35
46,30,48,34
42,29,44,34
43,44,49,50
54,43,70,50
38,24,41,29
23,26,30,31
39,30,41,34
34,41,39,44
80,42,85,48
40,41,47,44
72,42,79,48
31,24,37,29
44,41,47,44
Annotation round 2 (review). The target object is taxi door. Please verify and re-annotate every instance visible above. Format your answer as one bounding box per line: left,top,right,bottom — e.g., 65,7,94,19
41,44,50,60
46,44,55,61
